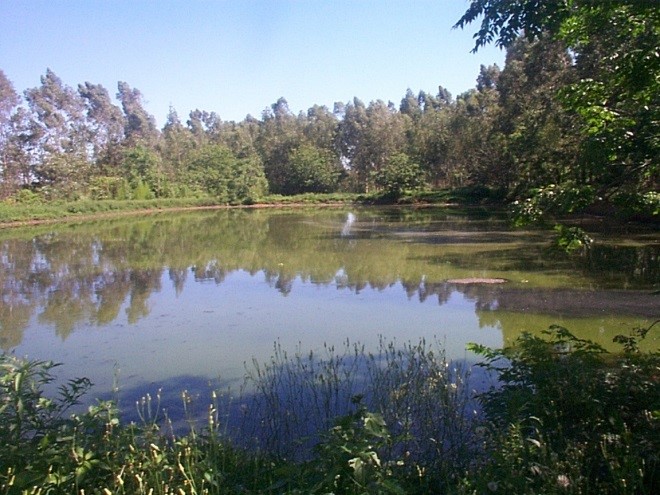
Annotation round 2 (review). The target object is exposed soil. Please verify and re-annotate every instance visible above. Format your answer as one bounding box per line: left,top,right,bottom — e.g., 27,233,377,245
446,277,508,284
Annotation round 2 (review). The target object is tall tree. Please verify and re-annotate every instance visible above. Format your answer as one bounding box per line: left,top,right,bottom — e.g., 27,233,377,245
445,86,502,189
409,103,451,186
303,104,339,156
257,97,303,194
218,116,261,159
116,81,159,147
338,97,369,191
400,88,422,120
495,38,580,193
24,69,90,196
78,82,125,174
0,70,21,197
455,0,659,207
339,98,409,192
161,106,192,185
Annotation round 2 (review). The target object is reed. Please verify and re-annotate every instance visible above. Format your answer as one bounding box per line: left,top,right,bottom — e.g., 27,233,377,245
1,326,657,494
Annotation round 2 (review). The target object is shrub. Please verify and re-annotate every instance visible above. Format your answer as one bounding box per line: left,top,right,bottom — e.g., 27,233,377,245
372,153,425,200
2,329,657,494
12,189,43,205
465,324,659,495
511,183,596,226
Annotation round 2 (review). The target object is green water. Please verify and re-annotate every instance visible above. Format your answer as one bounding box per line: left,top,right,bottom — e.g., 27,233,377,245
0,206,657,402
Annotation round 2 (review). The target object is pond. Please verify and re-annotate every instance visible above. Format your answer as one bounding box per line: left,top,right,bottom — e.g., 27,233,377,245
1,206,658,416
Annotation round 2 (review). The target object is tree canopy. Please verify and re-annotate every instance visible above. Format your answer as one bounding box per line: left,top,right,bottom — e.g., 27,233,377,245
455,0,659,215
0,6,657,220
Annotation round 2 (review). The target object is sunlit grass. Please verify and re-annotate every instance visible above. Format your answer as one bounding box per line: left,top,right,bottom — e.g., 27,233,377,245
0,189,492,226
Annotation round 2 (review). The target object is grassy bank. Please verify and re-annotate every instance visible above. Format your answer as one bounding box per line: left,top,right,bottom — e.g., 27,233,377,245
1,326,657,494
0,193,366,227
0,187,507,227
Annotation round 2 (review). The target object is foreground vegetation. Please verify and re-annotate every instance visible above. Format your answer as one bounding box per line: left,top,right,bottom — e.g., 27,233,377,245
2,326,657,494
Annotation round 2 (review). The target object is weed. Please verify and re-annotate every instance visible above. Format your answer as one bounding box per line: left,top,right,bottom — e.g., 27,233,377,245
1,327,657,494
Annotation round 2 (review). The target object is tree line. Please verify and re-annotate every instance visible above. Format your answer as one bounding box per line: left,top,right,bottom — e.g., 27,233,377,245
0,0,657,216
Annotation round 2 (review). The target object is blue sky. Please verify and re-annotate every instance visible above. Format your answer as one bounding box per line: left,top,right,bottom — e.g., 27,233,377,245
1,0,504,125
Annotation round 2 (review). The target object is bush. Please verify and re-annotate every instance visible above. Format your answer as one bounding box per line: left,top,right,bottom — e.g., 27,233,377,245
2,328,657,494
12,189,43,205
612,191,660,220
372,153,425,200
465,324,659,494
511,183,596,226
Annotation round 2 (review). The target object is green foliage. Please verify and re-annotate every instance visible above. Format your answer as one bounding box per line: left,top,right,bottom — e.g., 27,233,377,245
309,398,405,495
0,353,277,494
612,191,660,220
0,354,115,493
187,144,267,203
284,143,342,195
553,224,592,253
557,3,659,193
466,325,660,494
87,176,126,200
132,178,154,200
511,183,596,225
372,153,425,199
454,0,571,51
121,145,176,199
11,189,43,205
1,325,659,494
456,0,660,216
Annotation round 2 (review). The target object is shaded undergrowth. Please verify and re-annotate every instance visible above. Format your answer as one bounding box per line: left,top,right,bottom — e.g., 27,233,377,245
1,326,658,494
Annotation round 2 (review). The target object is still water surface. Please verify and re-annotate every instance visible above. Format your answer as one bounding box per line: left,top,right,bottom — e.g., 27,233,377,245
1,207,657,409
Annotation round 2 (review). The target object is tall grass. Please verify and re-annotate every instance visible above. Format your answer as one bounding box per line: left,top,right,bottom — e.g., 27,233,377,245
238,337,478,490
1,327,657,494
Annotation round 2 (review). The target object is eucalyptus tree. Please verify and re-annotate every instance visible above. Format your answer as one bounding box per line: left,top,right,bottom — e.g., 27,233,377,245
338,97,369,190
187,109,222,145
362,100,411,189
0,70,21,197
218,115,261,159
0,70,19,150
115,82,162,196
409,103,451,186
455,0,659,213
400,88,422,121
78,81,126,175
495,38,580,194
257,97,304,194
116,81,159,148
339,98,409,192
23,69,90,197
160,106,195,192
420,85,453,112
162,106,187,163
444,86,503,189
406,86,456,186
1,107,37,197
303,104,340,157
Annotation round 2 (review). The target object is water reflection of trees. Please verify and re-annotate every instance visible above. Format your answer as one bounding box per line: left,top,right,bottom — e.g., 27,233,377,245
1,209,657,349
